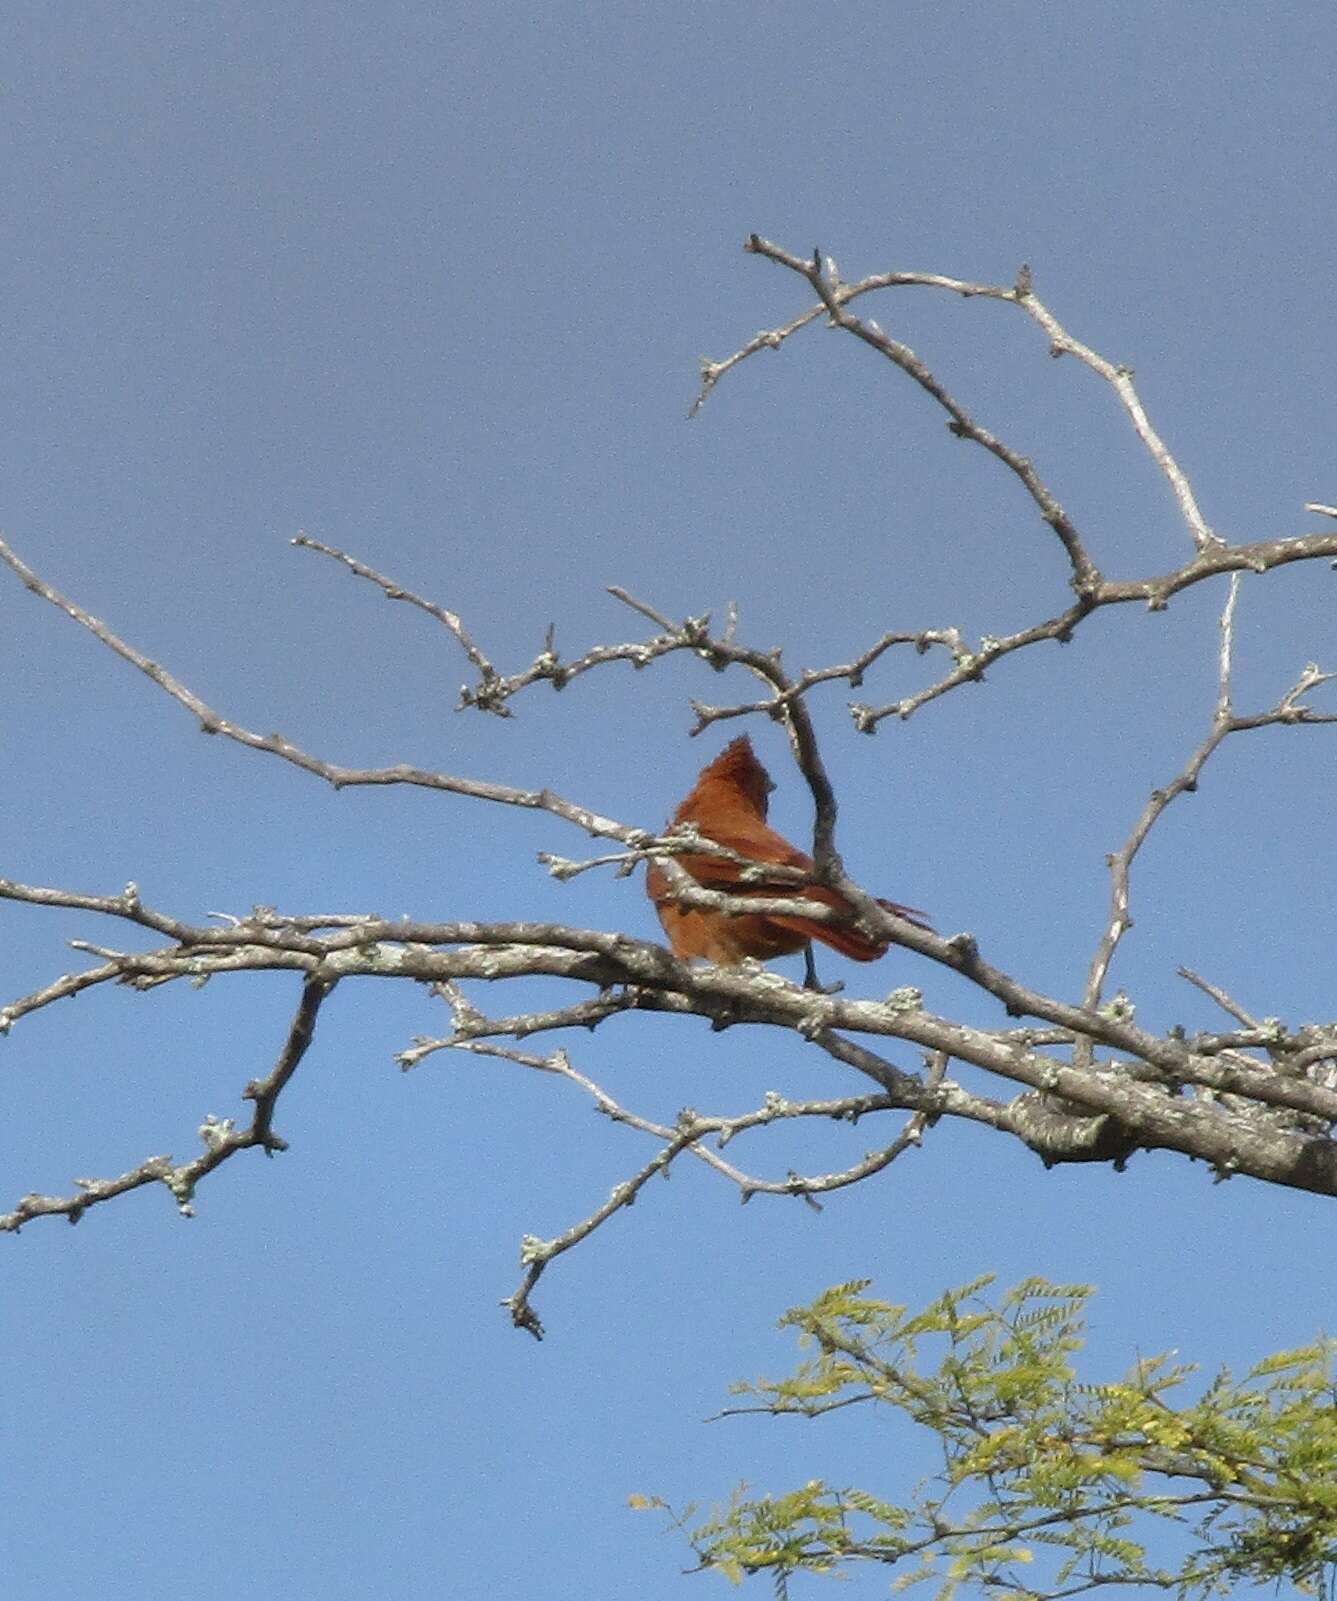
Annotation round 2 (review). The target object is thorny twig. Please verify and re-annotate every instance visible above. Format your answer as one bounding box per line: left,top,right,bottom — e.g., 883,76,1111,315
1076,576,1337,1063
293,533,501,691
1,973,333,1232
687,238,1337,729
428,986,950,1335
729,237,1214,549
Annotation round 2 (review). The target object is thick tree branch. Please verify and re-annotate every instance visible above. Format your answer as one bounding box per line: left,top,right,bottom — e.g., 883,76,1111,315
6,887,1337,1212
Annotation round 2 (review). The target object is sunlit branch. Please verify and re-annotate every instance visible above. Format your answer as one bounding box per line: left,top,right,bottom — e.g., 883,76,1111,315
7,873,1337,1161
502,1119,704,1338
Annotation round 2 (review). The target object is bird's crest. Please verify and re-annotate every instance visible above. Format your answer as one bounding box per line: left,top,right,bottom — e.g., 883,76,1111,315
691,735,774,817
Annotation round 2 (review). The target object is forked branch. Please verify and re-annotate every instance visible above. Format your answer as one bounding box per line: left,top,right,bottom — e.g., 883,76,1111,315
4,241,1337,1334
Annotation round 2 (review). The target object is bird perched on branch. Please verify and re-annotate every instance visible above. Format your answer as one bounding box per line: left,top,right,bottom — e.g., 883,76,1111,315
645,735,928,977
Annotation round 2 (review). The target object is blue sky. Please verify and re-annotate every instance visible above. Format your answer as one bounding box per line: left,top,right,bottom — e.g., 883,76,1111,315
3,4,1336,1597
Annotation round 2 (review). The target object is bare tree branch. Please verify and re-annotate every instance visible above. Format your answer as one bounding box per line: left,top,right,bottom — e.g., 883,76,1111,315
736,237,1215,549
1077,576,1336,1065
467,1035,948,1335
0,536,654,846
1,973,333,1232
5,241,1337,1337
292,533,502,693
798,243,1103,592
6,885,1336,1171
688,238,1337,730
1078,575,1242,1046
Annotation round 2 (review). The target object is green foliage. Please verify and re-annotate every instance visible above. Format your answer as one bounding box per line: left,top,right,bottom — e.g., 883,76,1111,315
640,1277,1337,1599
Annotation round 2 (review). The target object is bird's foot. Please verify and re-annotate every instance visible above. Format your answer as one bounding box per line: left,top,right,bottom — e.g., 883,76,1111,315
802,949,844,995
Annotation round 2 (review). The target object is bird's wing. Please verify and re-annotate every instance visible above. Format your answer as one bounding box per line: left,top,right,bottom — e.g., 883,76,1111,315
677,812,813,892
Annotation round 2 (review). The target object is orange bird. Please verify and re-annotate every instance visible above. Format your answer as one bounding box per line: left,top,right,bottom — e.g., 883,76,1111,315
646,735,928,971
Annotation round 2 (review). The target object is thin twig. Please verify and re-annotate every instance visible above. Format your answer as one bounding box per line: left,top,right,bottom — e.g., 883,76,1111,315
849,535,1337,730
1078,576,1336,1047
484,1038,944,1335
1177,968,1261,1031
0,973,334,1232
689,301,827,417
686,628,969,731
292,534,501,688
605,585,677,631
0,536,650,846
502,1119,705,1337
738,236,1215,551
1014,286,1216,551
749,240,1101,590
453,1036,910,1202
1078,576,1241,1037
